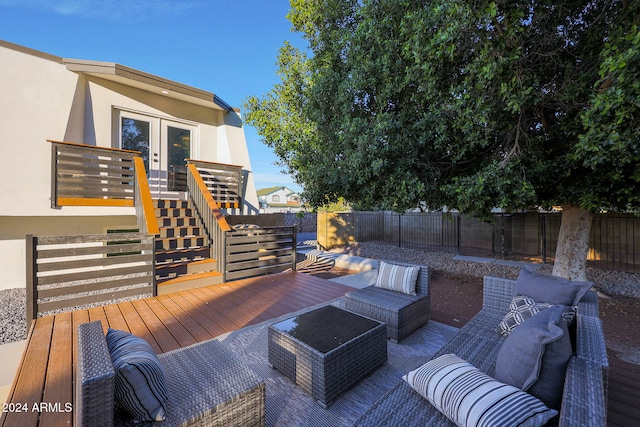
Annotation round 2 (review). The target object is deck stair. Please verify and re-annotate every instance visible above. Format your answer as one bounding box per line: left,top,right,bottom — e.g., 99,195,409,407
154,199,223,293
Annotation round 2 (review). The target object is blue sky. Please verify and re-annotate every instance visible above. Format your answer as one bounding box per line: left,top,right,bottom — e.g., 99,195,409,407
0,0,305,192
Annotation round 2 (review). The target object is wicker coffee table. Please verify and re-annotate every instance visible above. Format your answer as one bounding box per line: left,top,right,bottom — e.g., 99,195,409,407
268,305,387,408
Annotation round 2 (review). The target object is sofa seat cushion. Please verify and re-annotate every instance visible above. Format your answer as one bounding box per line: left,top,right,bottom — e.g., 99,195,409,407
404,353,557,427
346,285,425,311
106,328,168,422
374,261,420,295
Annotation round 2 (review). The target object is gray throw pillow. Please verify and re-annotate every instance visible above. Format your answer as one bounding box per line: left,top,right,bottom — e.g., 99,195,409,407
515,268,592,306
106,328,168,422
494,305,572,410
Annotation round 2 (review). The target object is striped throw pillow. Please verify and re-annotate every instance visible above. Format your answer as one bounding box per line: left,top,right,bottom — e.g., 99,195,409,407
404,354,557,427
106,329,168,422
374,261,420,295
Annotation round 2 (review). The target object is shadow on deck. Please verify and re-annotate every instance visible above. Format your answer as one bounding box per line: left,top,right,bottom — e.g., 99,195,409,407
0,271,352,427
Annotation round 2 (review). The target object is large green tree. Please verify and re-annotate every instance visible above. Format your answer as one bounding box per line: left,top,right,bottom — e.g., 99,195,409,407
245,0,639,280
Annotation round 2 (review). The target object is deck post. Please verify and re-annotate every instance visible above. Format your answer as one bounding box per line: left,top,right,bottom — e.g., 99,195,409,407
51,144,58,209
25,234,38,329
152,234,157,296
292,225,297,272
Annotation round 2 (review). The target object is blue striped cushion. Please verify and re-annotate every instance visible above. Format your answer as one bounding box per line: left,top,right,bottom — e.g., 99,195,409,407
106,329,168,422
404,354,557,427
374,261,420,295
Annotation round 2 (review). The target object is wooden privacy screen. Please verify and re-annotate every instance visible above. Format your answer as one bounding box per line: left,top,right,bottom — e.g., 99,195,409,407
26,233,156,328
50,140,139,208
224,226,297,281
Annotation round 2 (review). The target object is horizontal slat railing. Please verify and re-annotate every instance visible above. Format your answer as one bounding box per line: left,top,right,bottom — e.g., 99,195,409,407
50,140,140,208
187,159,243,210
26,233,156,328
186,163,231,270
225,226,297,281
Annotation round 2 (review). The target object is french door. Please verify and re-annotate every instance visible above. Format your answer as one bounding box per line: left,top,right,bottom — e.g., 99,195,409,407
119,111,197,198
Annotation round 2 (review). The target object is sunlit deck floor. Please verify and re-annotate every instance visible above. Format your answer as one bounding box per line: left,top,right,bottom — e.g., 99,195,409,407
0,271,352,427
2,268,638,426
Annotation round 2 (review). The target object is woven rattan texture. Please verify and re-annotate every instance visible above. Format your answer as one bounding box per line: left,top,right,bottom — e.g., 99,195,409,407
76,321,265,427
268,308,387,409
344,262,430,342
355,275,609,427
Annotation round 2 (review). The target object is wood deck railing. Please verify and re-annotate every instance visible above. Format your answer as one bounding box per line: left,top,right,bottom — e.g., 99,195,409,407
225,226,297,281
26,233,156,329
186,163,231,268
187,159,244,210
50,140,139,208
50,140,159,234
186,164,297,282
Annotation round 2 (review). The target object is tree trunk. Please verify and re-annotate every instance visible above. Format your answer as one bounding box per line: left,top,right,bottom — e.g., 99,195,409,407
552,205,594,281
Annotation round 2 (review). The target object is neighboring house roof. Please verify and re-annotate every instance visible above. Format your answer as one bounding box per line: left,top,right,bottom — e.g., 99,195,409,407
257,186,286,197
257,186,302,208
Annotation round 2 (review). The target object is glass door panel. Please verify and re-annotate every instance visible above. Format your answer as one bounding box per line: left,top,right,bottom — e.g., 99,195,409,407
162,121,195,196
121,118,151,172
119,112,161,198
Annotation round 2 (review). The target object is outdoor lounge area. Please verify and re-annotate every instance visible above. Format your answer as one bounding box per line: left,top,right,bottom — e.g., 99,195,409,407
3,253,629,426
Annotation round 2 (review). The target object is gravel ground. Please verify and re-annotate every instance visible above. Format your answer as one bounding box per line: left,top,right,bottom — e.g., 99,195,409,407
331,242,640,298
0,288,26,346
2,241,638,346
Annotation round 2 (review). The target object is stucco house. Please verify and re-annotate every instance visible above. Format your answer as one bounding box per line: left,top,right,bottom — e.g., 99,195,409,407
0,40,295,297
257,186,303,212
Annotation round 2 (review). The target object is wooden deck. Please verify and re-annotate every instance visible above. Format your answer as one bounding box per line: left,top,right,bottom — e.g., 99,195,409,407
607,355,640,426
2,268,638,426
0,271,352,427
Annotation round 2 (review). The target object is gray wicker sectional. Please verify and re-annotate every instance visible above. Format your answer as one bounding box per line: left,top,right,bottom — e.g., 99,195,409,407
75,321,265,427
344,262,430,342
355,275,609,427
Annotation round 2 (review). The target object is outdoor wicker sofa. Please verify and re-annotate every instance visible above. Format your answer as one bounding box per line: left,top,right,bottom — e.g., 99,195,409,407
75,321,265,427
344,261,430,342
354,275,609,427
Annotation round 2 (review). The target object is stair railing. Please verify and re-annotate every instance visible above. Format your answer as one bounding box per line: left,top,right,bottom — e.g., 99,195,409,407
133,157,160,235
187,163,231,275
186,159,244,211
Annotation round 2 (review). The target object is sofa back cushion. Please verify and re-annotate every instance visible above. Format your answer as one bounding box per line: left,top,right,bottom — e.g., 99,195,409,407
106,328,168,422
375,261,420,295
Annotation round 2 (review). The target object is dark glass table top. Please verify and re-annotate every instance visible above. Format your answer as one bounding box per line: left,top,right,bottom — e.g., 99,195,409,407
271,305,381,353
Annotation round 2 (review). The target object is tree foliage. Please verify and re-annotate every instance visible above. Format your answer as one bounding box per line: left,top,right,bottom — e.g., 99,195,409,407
245,0,639,218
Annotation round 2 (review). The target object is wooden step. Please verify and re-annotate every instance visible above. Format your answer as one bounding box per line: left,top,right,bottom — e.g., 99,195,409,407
157,217,197,227
155,207,194,219
157,271,223,294
155,236,206,251
158,226,201,238
156,258,218,282
155,247,210,264
153,199,189,209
